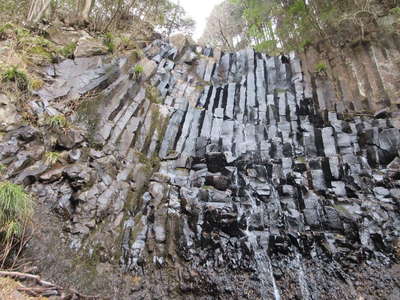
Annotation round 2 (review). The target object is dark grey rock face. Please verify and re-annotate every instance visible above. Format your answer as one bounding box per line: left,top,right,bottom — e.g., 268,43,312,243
1,41,400,299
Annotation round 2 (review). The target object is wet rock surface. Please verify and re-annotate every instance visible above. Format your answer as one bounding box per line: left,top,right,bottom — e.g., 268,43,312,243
1,40,400,299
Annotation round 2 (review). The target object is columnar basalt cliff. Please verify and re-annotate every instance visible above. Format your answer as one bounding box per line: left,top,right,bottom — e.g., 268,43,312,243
1,38,400,299
299,34,400,114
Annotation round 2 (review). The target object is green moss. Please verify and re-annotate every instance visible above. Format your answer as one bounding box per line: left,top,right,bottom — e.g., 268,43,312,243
28,45,54,62
29,77,44,90
275,88,288,93
296,156,306,163
195,79,211,91
202,185,214,190
44,152,60,165
17,35,56,65
333,205,352,217
156,116,169,151
167,149,178,156
137,152,160,175
145,85,161,104
129,213,144,241
130,152,161,214
141,105,168,155
76,94,103,148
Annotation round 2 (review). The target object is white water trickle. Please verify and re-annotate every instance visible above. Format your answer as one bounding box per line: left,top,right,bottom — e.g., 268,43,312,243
242,184,281,300
269,259,281,300
296,252,311,300
252,249,281,300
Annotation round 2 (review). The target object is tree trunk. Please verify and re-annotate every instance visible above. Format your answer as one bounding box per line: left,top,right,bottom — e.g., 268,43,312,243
27,0,51,24
77,0,94,24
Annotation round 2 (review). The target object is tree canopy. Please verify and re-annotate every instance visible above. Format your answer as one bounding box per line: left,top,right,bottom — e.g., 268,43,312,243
201,0,399,54
1,0,195,36
199,0,248,51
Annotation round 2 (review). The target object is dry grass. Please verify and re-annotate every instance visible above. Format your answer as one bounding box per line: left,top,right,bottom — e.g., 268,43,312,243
0,277,48,300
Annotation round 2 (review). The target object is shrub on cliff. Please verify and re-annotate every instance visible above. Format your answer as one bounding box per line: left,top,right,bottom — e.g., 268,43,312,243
0,181,33,265
1,66,29,91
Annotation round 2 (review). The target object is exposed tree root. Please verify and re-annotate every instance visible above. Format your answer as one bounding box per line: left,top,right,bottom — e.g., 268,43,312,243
0,270,107,299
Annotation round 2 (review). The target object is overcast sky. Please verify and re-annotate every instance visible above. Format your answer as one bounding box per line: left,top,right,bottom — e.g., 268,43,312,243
179,0,224,40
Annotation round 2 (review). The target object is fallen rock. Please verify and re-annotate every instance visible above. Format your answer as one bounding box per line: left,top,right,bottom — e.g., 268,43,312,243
57,128,85,149
0,94,19,130
388,157,400,170
47,26,89,46
136,57,157,81
169,34,190,58
74,37,109,57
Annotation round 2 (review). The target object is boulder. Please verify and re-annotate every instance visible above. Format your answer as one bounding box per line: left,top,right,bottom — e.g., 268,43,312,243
180,48,197,65
57,128,85,149
136,57,157,81
47,26,89,46
169,34,190,58
74,37,109,57
0,94,19,130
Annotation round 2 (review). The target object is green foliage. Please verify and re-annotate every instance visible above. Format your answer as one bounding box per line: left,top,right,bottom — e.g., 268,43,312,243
103,33,115,53
59,42,77,58
287,0,307,16
14,27,30,39
132,64,144,81
27,45,54,63
300,39,312,49
145,85,161,104
233,0,392,53
137,152,161,176
44,152,60,165
16,34,56,65
46,115,69,129
390,7,400,16
130,49,144,63
119,35,139,51
0,164,6,175
1,66,29,90
0,23,13,31
29,78,44,90
255,40,278,53
134,64,144,74
0,23,14,39
315,61,327,73
0,181,33,242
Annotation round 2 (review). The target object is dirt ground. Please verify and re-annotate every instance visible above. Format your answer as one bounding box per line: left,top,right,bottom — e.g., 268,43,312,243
0,277,47,300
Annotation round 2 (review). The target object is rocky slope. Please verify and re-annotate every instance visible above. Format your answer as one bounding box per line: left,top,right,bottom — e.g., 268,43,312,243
1,37,400,299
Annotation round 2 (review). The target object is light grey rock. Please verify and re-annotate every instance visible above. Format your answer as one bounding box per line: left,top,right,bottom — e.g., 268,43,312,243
0,94,19,130
74,37,108,57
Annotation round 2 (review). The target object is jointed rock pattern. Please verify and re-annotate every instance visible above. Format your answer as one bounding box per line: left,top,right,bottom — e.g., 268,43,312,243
1,40,400,299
